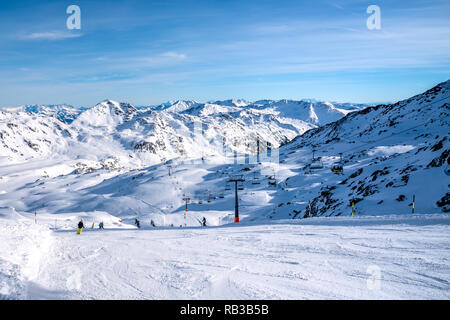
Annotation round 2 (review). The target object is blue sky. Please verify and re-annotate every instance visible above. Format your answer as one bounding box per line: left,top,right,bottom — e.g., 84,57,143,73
0,0,449,107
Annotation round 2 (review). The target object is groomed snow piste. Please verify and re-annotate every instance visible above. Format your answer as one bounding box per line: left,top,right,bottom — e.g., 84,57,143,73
0,209,449,300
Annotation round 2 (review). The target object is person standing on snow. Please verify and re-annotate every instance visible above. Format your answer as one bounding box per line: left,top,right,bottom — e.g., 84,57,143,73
202,217,207,227
77,220,84,234
135,219,140,229
99,222,104,229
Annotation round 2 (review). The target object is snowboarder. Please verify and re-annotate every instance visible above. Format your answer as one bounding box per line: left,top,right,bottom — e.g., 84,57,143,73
77,220,84,234
99,222,104,229
135,218,141,229
202,217,207,227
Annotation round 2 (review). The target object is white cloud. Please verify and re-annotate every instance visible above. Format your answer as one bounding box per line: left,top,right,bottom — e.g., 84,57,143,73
161,51,187,60
20,31,82,40
130,52,188,67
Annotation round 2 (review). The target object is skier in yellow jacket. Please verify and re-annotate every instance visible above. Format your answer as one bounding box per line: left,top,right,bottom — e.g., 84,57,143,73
77,220,84,234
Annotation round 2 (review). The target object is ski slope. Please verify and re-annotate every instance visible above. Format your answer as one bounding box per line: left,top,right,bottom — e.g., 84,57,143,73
1,211,449,300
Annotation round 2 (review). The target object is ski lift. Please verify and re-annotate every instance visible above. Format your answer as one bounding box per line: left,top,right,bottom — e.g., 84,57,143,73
268,175,277,186
219,193,225,199
225,183,231,191
310,150,323,170
252,172,261,185
331,165,343,174
236,177,245,190
206,192,213,203
310,159,323,170
303,166,312,175
331,153,344,175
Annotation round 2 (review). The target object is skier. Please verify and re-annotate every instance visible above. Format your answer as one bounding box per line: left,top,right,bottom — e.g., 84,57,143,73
99,222,104,229
135,218,141,229
150,220,156,227
77,220,84,234
202,217,207,227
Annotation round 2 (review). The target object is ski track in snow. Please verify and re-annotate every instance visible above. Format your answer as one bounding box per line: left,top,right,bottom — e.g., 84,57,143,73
1,214,447,300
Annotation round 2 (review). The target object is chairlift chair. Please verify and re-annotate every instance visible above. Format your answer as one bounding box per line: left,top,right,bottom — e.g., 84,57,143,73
268,176,277,186
252,172,261,185
309,149,323,170
331,165,343,174
331,153,344,174
310,157,323,170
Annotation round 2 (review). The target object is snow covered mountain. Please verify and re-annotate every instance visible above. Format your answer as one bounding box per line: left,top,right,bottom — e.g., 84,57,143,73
0,98,365,167
159,99,366,125
272,79,450,217
2,104,86,123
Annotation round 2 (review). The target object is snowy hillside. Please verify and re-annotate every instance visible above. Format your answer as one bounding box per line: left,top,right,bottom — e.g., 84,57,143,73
2,104,86,124
273,79,450,218
0,110,74,162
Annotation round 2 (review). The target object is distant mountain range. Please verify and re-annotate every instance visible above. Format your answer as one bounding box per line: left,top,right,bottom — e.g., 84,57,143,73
0,98,368,164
